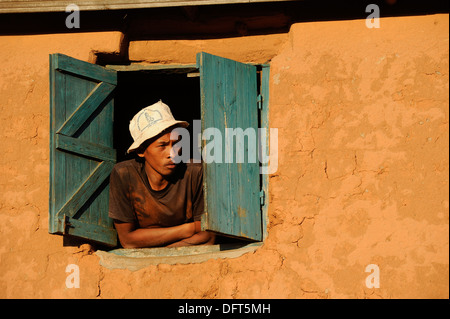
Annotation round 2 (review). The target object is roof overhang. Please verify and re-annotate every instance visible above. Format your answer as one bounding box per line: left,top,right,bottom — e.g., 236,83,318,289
0,0,301,14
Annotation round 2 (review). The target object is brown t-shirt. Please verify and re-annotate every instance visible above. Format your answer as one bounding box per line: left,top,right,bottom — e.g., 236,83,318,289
108,159,204,228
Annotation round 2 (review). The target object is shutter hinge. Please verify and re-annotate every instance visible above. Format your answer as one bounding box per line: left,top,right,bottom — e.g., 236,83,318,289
259,190,265,206
257,94,263,110
63,215,75,234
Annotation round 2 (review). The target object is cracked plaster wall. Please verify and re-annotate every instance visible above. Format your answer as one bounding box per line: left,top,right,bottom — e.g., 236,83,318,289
0,14,448,299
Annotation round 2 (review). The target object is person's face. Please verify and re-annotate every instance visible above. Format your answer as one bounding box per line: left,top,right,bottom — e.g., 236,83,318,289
138,131,181,177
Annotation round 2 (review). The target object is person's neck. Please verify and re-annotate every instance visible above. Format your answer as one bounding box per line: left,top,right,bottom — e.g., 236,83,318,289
144,163,169,191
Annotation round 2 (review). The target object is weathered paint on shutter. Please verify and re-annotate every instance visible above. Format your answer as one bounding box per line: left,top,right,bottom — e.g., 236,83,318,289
49,53,117,246
197,52,262,241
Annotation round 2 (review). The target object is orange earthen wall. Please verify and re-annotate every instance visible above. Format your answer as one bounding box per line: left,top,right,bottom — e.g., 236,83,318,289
0,14,448,298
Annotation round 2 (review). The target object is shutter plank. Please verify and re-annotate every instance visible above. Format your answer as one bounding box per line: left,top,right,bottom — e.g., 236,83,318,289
57,81,116,137
57,161,114,220
64,218,117,246
50,58,67,234
56,134,116,162
54,53,117,85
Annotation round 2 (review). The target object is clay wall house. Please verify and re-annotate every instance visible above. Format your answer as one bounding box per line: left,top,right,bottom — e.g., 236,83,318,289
0,0,448,299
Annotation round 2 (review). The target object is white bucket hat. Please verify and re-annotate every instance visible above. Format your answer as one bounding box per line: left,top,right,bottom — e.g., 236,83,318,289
127,100,189,153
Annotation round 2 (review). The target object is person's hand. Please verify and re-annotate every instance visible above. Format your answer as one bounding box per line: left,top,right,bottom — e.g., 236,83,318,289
193,221,202,233
166,230,215,248
182,221,202,238
182,231,213,245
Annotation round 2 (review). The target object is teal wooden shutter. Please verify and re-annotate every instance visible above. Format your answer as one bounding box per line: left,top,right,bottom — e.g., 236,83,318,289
49,53,117,246
197,52,262,241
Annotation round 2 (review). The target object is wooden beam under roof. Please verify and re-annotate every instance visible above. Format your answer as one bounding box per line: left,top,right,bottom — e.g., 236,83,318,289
0,0,301,14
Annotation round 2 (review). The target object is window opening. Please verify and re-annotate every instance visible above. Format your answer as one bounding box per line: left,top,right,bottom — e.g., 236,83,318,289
113,67,250,246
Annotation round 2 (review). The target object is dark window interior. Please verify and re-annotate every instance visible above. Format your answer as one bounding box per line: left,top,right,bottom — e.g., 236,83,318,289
114,70,201,163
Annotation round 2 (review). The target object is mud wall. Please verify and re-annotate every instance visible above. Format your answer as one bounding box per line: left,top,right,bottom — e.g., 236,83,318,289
0,14,448,298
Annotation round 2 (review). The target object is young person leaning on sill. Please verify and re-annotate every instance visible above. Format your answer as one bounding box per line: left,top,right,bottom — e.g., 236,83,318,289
108,100,215,248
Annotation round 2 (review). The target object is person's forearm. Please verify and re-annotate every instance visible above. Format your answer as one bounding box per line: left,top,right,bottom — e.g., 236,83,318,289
120,223,195,248
166,231,215,248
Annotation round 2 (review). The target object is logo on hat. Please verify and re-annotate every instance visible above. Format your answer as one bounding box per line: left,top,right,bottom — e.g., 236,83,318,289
137,110,163,132
127,100,189,154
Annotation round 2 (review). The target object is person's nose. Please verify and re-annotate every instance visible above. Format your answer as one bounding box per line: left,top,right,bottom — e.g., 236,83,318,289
171,141,183,160
165,140,174,157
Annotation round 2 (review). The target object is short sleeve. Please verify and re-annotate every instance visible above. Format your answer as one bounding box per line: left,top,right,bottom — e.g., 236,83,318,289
108,165,136,223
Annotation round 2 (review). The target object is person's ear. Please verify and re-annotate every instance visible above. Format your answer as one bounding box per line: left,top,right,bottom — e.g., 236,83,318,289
137,152,145,158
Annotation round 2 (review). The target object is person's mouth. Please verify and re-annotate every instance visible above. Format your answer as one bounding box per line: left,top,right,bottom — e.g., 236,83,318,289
165,162,177,169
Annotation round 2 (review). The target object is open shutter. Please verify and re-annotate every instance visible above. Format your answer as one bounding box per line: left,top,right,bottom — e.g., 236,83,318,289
197,52,262,241
49,53,117,246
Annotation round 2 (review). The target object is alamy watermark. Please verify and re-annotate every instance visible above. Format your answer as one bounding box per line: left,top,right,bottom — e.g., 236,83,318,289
65,264,80,288
366,4,380,29
65,4,80,29
170,120,278,175
365,264,380,288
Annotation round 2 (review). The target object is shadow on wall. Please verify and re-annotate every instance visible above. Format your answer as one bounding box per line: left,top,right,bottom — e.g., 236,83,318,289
0,0,447,67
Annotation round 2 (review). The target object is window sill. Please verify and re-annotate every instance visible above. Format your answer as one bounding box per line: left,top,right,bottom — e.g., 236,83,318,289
95,242,262,271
